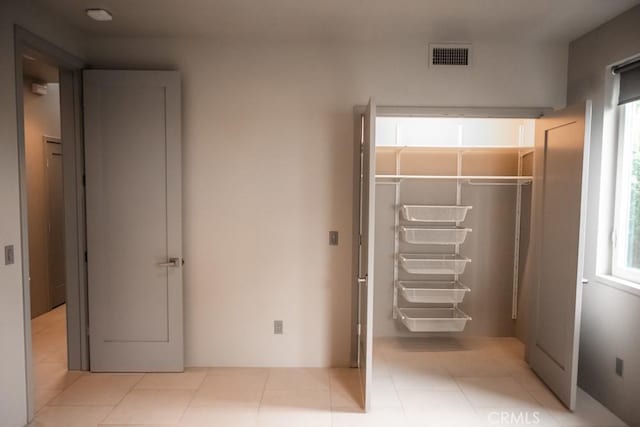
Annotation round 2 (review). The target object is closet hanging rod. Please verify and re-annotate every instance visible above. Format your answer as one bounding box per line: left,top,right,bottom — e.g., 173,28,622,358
376,175,533,185
465,181,531,187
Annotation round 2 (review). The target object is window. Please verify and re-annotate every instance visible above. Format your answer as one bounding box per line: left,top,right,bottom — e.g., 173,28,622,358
613,99,640,283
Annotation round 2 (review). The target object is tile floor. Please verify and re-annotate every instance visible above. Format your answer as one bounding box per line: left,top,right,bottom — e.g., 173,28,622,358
29,307,628,426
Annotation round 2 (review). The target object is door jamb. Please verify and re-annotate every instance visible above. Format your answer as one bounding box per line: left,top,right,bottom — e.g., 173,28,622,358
14,25,87,422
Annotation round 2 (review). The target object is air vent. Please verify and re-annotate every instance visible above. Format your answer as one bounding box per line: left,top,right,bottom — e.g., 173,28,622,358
429,44,472,67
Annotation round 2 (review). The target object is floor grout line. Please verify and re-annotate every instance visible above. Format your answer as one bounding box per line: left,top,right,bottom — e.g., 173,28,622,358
89,374,146,424
255,367,270,417
174,385,198,425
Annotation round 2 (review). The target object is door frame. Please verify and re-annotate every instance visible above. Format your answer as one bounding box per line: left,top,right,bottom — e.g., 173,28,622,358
350,104,551,368
14,26,87,421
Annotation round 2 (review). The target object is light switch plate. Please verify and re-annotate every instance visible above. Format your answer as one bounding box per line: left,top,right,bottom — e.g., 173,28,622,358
274,320,283,335
616,357,623,377
4,245,14,265
329,231,339,246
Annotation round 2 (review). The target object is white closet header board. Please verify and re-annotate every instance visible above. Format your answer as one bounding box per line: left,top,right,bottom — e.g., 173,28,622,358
377,117,535,148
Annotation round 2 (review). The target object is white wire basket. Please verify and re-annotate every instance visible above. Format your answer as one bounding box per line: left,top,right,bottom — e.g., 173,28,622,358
399,254,471,275
395,307,471,332
400,227,471,245
401,205,472,223
396,280,470,304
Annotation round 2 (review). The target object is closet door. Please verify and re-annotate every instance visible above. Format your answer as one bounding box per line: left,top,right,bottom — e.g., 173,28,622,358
356,98,376,410
84,70,183,372
529,102,592,410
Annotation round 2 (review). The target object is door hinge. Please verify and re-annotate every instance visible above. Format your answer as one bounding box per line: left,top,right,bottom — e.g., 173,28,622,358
86,326,90,336
359,234,363,245
357,323,362,336
82,174,86,187
84,251,88,263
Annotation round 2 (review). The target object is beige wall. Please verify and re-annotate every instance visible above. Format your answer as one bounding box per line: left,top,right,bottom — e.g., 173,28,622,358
0,1,83,425
567,5,640,427
85,37,568,367
23,78,61,318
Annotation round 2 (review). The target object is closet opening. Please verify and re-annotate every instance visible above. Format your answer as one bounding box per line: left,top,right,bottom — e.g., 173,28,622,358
353,104,625,423
371,116,542,424
374,115,535,339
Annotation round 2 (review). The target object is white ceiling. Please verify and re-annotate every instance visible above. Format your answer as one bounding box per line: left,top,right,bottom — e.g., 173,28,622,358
36,0,640,43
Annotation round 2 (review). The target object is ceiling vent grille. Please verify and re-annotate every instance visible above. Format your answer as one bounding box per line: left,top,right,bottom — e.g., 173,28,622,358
429,44,472,67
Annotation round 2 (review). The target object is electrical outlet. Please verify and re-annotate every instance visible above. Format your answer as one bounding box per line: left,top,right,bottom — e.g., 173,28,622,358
616,357,624,377
329,231,339,246
274,320,283,335
4,245,14,265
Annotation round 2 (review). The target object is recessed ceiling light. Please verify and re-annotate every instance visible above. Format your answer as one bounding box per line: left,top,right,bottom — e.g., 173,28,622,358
86,8,113,22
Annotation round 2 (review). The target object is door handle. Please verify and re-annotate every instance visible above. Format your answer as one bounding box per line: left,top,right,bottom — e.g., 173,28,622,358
581,278,589,285
357,276,367,285
158,257,181,267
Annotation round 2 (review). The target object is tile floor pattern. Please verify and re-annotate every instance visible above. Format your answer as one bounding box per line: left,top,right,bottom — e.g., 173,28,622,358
29,307,628,427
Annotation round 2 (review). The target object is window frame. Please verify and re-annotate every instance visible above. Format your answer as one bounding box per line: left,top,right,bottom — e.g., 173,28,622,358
612,100,640,283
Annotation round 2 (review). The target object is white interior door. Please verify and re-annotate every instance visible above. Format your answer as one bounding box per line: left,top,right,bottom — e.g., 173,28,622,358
84,70,183,372
357,98,376,410
46,140,66,308
529,102,592,409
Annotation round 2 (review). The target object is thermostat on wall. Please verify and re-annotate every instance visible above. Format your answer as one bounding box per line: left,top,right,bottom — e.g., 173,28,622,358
31,83,48,96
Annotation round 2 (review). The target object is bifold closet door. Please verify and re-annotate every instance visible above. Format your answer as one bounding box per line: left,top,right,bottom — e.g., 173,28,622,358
84,70,184,372
529,101,592,410
356,98,376,410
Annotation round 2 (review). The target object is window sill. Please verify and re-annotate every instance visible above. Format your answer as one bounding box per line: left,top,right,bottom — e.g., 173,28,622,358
594,274,640,297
